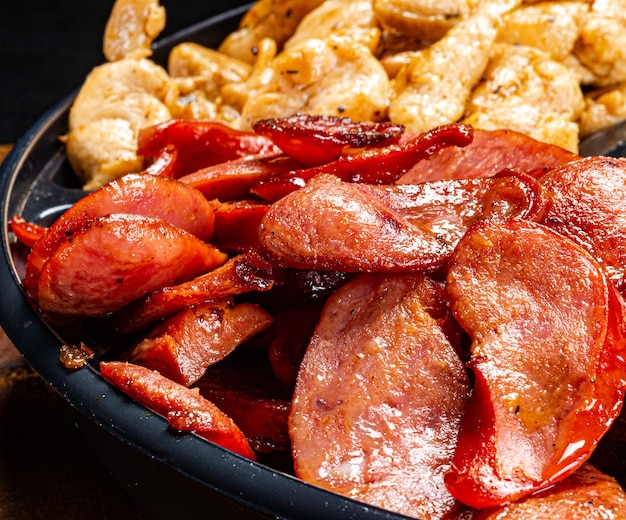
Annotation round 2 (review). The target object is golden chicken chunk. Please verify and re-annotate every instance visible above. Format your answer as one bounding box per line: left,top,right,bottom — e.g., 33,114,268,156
497,1,588,61
103,0,166,61
218,0,326,63
373,0,477,42
578,82,626,138
239,34,390,129
388,12,500,133
463,43,584,152
574,1,626,87
167,42,252,122
284,0,381,53
65,58,176,189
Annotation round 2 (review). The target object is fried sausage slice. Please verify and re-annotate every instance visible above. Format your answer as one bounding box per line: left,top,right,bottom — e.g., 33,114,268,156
100,361,256,460
115,251,281,334
252,114,405,165
130,299,272,386
445,219,626,509
471,464,626,519
24,172,216,299
398,128,578,184
539,156,626,297
258,173,545,272
290,273,470,519
37,213,227,318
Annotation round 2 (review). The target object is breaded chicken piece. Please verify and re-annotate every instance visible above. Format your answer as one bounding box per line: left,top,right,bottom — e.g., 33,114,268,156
497,1,588,61
464,43,584,152
574,0,626,87
166,42,251,122
373,0,478,42
578,83,626,138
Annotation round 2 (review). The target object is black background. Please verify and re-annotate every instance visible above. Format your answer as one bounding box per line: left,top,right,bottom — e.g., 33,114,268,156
0,1,251,143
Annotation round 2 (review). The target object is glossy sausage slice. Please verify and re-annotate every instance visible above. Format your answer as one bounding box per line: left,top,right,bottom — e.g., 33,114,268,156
539,156,626,297
258,173,545,272
37,213,227,318
471,464,626,519
252,114,405,165
398,128,577,183
130,299,272,386
24,172,216,299
251,123,474,201
290,273,470,520
445,219,626,509
116,252,281,334
137,119,281,178
100,361,257,460
196,349,293,453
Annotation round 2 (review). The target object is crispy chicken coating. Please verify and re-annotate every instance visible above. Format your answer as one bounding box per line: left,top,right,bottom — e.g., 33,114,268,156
373,0,478,42
284,0,381,53
388,12,501,133
167,42,251,122
578,82,626,138
574,0,626,87
497,1,588,61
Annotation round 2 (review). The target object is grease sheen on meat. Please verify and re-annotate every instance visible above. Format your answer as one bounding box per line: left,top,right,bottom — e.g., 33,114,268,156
290,273,470,519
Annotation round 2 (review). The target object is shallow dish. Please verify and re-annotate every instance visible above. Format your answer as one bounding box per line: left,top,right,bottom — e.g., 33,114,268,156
0,5,409,520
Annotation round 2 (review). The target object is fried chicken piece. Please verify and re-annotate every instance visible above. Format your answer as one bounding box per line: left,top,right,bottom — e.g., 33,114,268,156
284,0,381,53
65,58,176,189
218,0,326,63
574,0,626,87
166,42,252,122
103,0,166,61
239,34,390,129
373,0,478,42
388,12,500,133
463,43,584,152
578,82,626,138
497,1,588,61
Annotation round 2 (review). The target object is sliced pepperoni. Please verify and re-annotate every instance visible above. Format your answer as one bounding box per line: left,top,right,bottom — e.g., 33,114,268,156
290,273,470,519
445,219,626,508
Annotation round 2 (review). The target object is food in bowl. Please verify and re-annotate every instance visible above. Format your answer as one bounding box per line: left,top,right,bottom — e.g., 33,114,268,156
10,0,626,518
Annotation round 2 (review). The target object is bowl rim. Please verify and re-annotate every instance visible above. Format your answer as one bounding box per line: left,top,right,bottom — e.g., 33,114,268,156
0,5,410,520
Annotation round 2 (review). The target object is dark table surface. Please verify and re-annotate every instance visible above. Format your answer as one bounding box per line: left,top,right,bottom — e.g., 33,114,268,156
0,2,251,518
0,0,251,144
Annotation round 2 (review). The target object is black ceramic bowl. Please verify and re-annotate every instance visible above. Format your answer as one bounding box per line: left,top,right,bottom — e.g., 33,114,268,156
0,5,409,520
